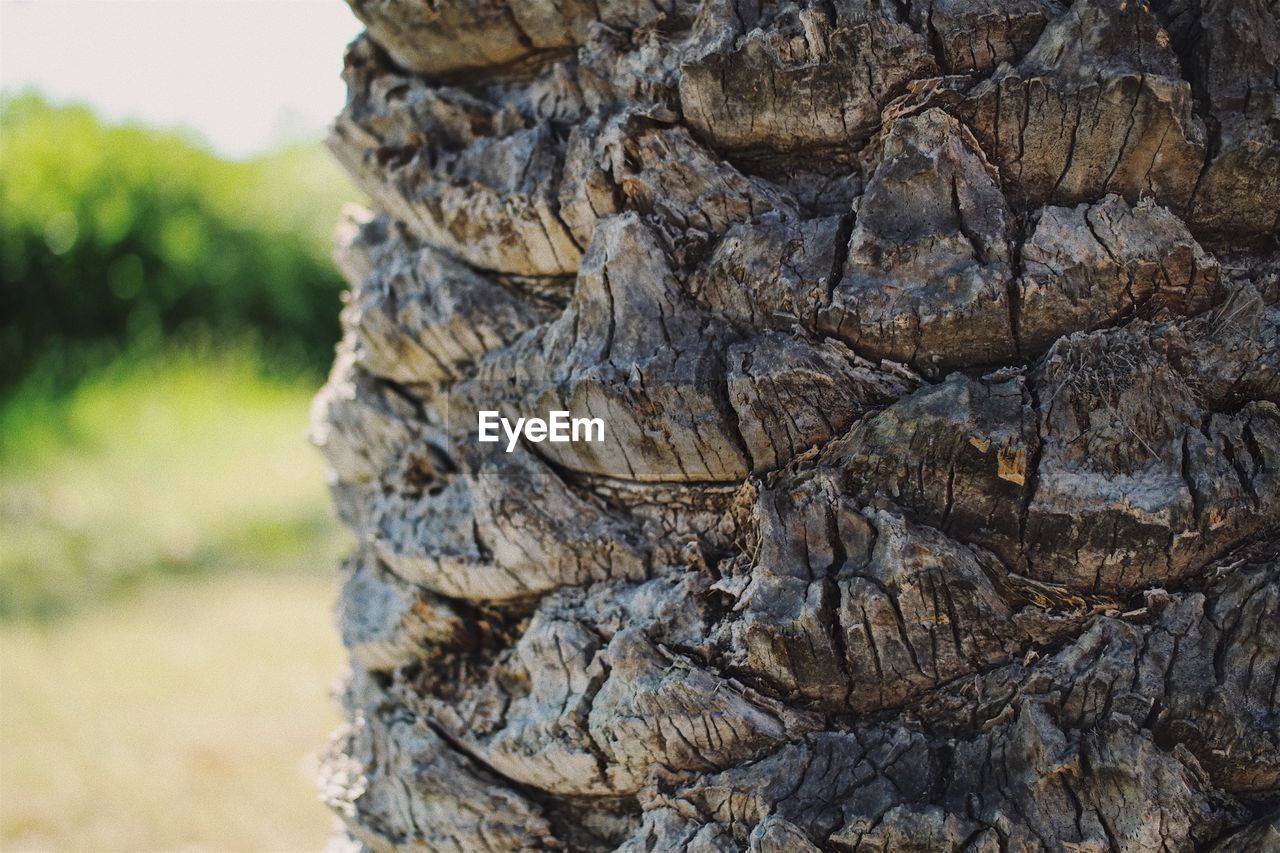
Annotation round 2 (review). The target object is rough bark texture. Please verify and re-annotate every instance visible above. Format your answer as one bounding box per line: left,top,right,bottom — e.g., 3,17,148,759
314,0,1280,849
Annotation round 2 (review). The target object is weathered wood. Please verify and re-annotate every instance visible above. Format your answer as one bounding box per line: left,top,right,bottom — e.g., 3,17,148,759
314,0,1280,848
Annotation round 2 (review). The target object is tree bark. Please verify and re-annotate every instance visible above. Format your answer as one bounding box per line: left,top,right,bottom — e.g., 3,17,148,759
312,0,1280,849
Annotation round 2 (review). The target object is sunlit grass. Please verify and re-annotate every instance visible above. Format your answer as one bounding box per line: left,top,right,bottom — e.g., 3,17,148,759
0,348,351,850
0,347,349,619
0,569,345,851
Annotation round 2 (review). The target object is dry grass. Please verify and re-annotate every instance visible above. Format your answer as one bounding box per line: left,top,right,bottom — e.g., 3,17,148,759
1,569,345,851
0,351,351,850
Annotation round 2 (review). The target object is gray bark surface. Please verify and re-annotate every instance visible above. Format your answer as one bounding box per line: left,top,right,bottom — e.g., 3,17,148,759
313,0,1280,848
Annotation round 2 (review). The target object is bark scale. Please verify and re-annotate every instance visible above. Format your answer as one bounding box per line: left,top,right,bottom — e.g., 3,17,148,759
312,0,1280,849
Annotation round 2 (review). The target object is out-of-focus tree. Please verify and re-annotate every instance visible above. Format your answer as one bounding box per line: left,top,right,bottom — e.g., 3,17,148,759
0,93,352,392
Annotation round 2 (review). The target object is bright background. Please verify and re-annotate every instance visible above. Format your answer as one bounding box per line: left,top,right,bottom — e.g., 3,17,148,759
1,0,361,159
1,1,365,849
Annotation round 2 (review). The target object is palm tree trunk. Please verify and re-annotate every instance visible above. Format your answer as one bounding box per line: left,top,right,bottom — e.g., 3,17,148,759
313,0,1280,848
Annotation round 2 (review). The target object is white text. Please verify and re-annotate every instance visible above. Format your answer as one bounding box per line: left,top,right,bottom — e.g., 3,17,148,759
477,410,605,452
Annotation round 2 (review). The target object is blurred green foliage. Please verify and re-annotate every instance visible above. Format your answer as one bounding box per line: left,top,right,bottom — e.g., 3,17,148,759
0,92,354,394
0,345,350,620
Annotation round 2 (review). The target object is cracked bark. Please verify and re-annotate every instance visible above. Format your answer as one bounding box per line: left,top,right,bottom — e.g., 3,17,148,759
315,0,1280,849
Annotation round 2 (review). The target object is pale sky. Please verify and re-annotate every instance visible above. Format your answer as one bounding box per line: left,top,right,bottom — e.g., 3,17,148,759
0,0,363,159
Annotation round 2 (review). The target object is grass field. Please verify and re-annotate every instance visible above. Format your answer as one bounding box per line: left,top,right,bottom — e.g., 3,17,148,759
0,352,350,851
